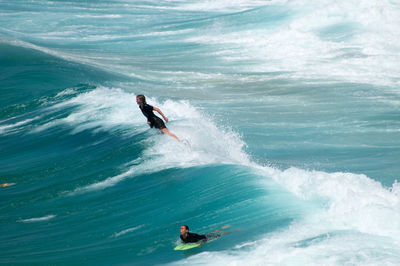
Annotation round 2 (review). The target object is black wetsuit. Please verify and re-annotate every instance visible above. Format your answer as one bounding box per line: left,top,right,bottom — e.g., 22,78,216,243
139,103,166,129
180,232,207,243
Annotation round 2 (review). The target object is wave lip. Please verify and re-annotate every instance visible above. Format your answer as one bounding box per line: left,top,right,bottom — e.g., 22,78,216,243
267,167,400,240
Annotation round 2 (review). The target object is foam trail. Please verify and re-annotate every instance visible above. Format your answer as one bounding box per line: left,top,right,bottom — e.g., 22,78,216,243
0,117,39,135
112,225,144,238
70,168,136,195
178,0,274,12
19,215,56,223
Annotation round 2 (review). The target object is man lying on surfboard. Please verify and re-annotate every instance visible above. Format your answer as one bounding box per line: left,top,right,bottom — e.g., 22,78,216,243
179,225,231,244
180,225,207,244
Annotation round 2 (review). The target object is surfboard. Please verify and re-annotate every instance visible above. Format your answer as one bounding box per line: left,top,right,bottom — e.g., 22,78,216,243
174,242,201,250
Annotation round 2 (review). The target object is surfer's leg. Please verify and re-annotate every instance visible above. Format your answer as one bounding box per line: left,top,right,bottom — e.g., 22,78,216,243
208,225,235,239
213,225,231,232
161,128,180,142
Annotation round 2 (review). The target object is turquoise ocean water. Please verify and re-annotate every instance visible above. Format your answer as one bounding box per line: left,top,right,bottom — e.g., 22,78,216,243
1,1,400,265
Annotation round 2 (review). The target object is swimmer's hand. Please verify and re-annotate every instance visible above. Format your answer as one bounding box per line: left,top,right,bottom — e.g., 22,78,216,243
164,117,169,123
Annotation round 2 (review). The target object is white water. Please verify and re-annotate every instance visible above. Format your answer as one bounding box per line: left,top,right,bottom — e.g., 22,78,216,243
44,87,400,265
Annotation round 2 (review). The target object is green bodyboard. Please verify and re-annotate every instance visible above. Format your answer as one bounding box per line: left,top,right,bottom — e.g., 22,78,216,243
174,243,201,250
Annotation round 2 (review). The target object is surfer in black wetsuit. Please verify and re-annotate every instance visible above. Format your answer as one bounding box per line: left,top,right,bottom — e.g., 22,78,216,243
180,225,207,244
179,225,232,244
136,94,180,142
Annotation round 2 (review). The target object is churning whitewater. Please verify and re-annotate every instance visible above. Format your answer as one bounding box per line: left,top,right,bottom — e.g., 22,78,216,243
1,0,400,265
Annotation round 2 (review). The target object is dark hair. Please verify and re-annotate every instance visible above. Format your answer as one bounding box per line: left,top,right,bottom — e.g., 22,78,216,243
136,94,146,108
182,225,189,230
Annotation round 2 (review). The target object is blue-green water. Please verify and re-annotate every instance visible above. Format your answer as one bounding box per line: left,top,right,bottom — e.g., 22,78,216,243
1,1,400,265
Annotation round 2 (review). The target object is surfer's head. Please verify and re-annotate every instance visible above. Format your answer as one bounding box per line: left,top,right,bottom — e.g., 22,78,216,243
180,225,189,237
136,94,146,106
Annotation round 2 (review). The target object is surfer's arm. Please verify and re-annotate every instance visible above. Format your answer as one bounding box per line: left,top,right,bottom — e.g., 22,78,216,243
197,237,207,246
153,107,168,122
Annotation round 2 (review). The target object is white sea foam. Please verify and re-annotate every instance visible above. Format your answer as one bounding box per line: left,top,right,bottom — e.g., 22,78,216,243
28,88,400,264
2,0,399,87
19,215,56,223
0,117,39,135
176,0,272,12
33,87,144,135
2,1,400,264
65,87,250,194
112,225,144,238
183,0,400,87
71,168,136,195
57,85,399,258
75,14,122,19
179,230,400,265
55,88,79,98
171,165,400,265
266,167,400,239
